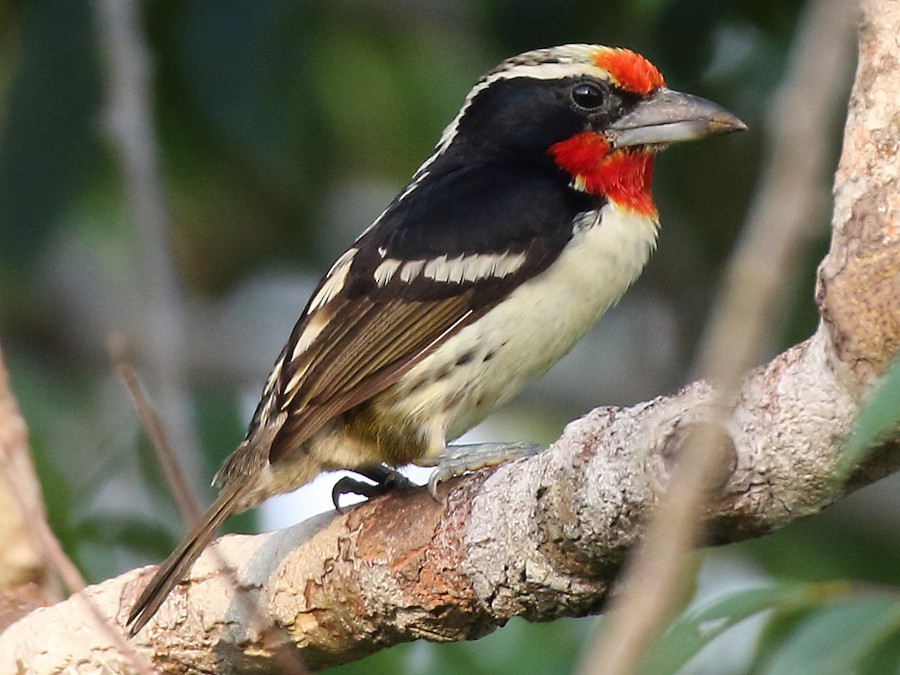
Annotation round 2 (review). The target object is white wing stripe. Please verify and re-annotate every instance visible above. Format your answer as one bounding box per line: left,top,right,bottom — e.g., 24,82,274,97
309,248,357,312
290,310,332,361
375,251,529,285
399,259,426,282
374,258,402,286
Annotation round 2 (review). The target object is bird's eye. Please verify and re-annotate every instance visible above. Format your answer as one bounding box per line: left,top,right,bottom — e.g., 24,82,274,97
571,83,605,110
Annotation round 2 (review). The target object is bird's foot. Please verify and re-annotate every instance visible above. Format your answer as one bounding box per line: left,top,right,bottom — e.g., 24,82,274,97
418,441,543,500
331,464,416,512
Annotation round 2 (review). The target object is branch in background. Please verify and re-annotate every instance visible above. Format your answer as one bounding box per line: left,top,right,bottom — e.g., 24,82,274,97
694,0,859,379
582,0,860,671
95,0,202,492
0,348,157,674
0,346,60,629
109,333,202,527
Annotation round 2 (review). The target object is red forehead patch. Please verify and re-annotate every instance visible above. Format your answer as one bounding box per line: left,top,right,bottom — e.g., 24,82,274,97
593,48,664,96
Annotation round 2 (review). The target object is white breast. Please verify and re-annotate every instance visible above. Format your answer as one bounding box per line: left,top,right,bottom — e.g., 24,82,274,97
395,203,660,454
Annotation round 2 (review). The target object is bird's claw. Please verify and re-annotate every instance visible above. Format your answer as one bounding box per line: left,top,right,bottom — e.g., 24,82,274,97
331,465,416,512
424,441,543,501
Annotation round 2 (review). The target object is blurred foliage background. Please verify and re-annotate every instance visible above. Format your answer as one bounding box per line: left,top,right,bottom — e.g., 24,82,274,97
1,0,897,672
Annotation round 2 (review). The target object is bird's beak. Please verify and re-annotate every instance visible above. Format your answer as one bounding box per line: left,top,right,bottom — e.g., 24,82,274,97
607,87,746,148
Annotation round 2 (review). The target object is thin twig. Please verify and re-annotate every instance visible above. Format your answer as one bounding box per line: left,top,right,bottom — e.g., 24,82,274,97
580,0,859,672
119,352,309,671
109,333,202,526
116,352,309,672
107,330,308,669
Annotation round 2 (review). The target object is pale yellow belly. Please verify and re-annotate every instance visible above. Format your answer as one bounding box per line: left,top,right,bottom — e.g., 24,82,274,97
393,204,659,455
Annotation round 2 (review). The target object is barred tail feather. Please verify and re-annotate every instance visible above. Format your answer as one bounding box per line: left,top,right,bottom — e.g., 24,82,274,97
127,484,245,636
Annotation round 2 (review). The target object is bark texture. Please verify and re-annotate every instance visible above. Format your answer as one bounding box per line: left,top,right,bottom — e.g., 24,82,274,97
1,0,899,672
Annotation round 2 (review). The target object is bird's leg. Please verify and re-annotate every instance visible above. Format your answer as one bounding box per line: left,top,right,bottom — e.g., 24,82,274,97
331,464,416,511
416,442,543,500
331,443,542,509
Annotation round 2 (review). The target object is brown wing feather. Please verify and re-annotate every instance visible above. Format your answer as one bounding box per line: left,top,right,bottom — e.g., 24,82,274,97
262,218,573,466
267,290,486,463
308,296,474,400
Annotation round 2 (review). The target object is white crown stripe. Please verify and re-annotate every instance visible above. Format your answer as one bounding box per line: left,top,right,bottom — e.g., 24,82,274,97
361,45,639,237
404,46,615,197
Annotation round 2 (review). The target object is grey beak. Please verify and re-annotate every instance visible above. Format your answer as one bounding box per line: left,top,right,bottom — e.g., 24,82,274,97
607,87,747,148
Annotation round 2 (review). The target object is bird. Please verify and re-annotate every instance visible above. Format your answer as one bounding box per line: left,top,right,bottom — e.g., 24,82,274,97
126,43,745,635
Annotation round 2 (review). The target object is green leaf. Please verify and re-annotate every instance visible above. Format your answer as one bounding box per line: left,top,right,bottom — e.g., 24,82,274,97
839,357,900,477
750,605,819,673
738,517,900,586
762,595,900,675
856,628,900,675
329,616,590,675
637,582,850,675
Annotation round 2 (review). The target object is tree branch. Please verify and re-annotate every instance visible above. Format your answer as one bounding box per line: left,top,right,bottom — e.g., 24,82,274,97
95,0,202,494
584,0,859,669
1,0,898,671
0,327,894,671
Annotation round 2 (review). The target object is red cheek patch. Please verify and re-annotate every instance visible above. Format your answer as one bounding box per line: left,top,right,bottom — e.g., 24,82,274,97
593,48,665,96
549,132,657,217
548,132,612,179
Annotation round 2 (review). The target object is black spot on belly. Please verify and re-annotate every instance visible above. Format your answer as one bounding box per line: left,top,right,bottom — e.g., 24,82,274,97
455,350,477,367
482,341,507,363
434,363,453,380
405,377,427,394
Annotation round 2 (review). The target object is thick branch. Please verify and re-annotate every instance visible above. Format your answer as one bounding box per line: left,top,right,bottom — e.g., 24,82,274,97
817,0,900,389
586,1,858,668
1,327,894,672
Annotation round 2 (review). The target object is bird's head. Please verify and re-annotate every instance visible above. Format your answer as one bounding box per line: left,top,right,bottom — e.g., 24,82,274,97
432,44,746,217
